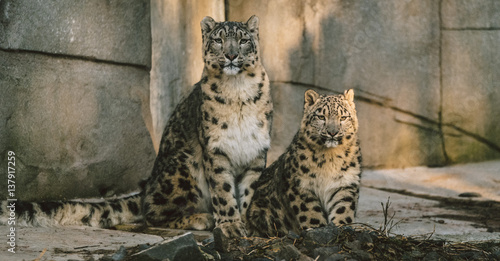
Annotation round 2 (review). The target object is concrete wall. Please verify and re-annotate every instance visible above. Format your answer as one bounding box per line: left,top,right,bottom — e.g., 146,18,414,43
0,0,155,201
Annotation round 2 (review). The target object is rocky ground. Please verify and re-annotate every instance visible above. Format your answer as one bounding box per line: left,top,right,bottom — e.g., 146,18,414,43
3,161,499,260
100,223,500,261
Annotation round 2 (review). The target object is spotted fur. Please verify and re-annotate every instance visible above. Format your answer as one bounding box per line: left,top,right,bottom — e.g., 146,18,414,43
0,16,272,238
0,194,142,228
246,89,361,237
142,15,272,237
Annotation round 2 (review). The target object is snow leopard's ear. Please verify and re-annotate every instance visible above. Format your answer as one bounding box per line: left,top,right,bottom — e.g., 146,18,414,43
201,16,216,36
344,89,355,108
304,89,319,108
245,15,259,39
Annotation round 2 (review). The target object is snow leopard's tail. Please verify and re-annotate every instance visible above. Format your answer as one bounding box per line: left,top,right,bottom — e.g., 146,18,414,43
0,193,143,228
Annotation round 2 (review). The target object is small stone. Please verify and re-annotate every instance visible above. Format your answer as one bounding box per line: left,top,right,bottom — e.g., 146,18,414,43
312,246,341,261
356,231,373,246
275,244,302,261
324,253,350,261
111,246,127,261
458,192,482,198
287,230,301,240
238,237,252,252
132,232,204,261
458,251,483,260
344,240,362,251
200,245,220,261
138,244,152,252
423,251,440,261
490,250,500,260
212,227,241,253
410,250,425,258
202,236,214,246
304,226,339,245
213,227,231,253
352,249,373,261
341,226,356,236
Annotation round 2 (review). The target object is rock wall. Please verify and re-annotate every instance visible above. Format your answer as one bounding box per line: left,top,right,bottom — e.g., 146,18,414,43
0,0,155,200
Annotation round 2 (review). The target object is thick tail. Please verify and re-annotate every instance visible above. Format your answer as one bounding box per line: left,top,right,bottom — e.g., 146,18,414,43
0,193,143,228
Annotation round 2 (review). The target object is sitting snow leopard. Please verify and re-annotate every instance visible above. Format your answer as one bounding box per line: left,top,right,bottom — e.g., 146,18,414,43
1,16,272,238
246,89,361,237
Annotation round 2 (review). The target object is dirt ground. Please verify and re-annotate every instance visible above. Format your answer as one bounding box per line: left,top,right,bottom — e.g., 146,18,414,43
2,161,499,260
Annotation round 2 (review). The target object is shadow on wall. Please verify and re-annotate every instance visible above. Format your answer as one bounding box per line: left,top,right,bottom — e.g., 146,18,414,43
268,1,445,168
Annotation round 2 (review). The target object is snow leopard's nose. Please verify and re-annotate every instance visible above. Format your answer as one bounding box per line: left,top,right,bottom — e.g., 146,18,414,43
225,53,238,61
328,130,339,137
327,124,339,137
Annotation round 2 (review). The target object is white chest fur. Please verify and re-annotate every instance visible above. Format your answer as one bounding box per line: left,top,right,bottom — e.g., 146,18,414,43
225,111,268,166
209,103,270,168
205,73,271,168
301,153,360,209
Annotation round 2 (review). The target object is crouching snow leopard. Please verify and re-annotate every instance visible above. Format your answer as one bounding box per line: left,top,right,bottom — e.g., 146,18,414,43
0,16,272,238
246,89,361,237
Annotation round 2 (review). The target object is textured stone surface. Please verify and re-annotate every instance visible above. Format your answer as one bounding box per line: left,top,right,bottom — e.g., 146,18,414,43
0,0,151,67
304,224,339,245
229,0,444,168
442,0,500,28
149,0,223,151
0,51,155,201
442,31,500,163
0,226,162,261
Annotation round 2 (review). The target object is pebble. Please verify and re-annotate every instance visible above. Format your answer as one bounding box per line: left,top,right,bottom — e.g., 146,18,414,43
131,232,205,261
312,246,341,261
111,246,127,261
304,225,339,245
458,192,482,198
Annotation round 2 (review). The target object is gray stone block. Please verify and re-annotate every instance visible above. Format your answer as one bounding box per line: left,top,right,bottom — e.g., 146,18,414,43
0,0,151,67
231,0,444,168
0,50,155,200
442,0,500,28
442,31,500,163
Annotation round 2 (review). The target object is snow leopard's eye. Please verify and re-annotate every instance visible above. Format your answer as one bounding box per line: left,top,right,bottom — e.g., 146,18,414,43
240,39,249,45
315,115,325,121
340,116,348,121
213,38,222,44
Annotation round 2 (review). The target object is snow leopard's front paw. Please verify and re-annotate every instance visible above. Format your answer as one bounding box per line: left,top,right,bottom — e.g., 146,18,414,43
217,220,247,238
